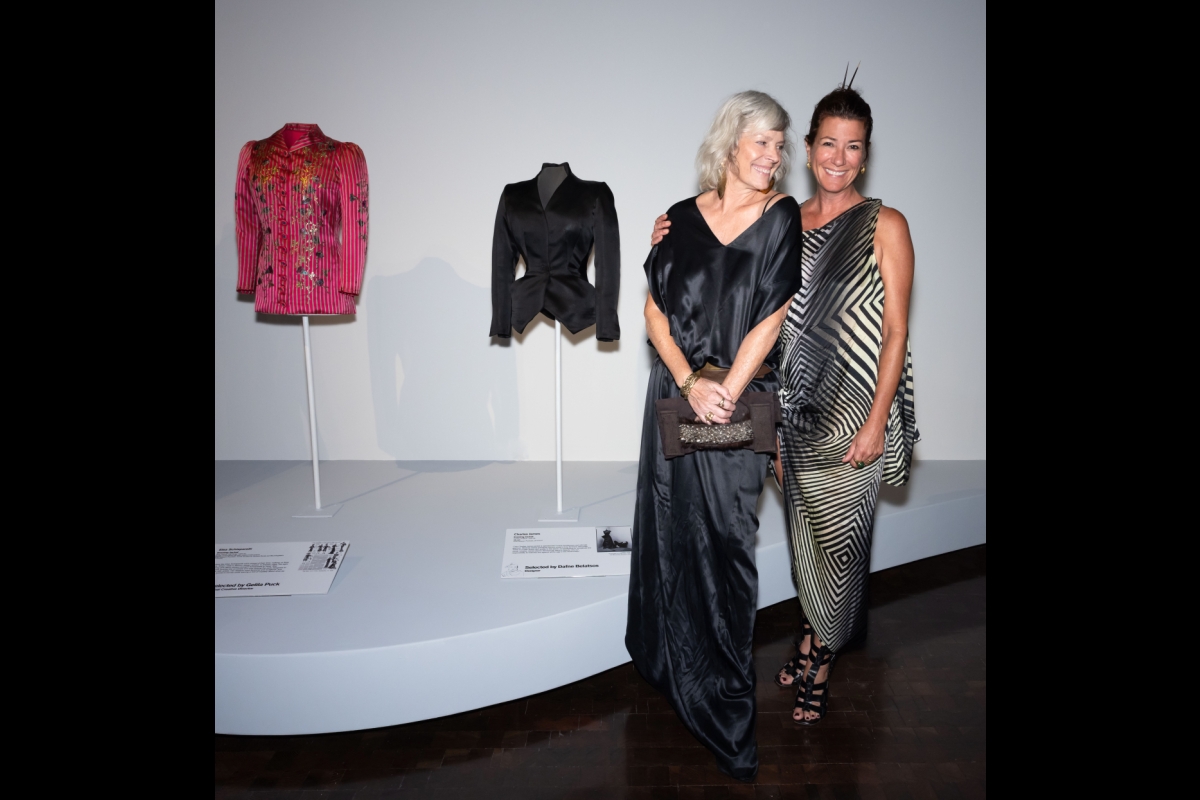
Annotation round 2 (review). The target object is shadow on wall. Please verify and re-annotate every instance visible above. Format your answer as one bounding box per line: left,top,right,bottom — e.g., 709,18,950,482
366,259,519,459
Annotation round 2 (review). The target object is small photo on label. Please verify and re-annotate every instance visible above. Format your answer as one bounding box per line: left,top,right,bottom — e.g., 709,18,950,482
299,541,348,571
596,526,632,553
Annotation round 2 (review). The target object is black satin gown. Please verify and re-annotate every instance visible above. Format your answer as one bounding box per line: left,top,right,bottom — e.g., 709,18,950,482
626,195,802,780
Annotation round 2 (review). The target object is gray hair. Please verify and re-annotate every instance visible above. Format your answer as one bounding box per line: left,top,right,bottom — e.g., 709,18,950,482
695,90,793,194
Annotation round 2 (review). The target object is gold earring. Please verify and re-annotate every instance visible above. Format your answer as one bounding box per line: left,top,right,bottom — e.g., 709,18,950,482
859,165,866,175
806,159,811,169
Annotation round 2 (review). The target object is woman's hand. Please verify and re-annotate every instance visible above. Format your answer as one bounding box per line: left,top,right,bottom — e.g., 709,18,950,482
650,213,671,246
842,422,885,469
687,378,734,425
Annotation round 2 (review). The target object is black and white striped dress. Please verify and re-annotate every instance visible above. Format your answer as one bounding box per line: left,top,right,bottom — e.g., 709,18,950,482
777,199,918,652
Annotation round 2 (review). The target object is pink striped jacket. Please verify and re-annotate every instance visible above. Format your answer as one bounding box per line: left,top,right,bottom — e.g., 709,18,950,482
235,124,369,314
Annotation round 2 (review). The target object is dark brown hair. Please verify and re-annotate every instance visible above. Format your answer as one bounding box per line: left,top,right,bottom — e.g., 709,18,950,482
804,87,873,159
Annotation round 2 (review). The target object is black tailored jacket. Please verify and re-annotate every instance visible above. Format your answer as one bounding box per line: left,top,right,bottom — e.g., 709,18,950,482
490,163,620,341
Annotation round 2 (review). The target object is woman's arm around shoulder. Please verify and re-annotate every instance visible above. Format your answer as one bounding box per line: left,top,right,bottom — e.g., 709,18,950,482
650,213,671,246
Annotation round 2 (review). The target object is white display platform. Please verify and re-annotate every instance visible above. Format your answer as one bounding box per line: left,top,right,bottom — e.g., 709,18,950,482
215,459,985,735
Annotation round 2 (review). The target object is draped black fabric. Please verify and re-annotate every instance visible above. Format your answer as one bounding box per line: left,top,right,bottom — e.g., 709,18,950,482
490,163,621,341
626,195,802,781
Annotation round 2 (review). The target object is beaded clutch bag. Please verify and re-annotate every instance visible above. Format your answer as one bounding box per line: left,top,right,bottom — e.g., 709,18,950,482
654,393,782,460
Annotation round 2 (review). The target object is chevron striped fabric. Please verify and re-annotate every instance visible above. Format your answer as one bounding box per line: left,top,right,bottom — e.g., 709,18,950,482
777,199,919,652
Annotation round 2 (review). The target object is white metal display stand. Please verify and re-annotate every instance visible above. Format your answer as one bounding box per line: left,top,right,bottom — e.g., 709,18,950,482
539,321,579,522
293,316,343,518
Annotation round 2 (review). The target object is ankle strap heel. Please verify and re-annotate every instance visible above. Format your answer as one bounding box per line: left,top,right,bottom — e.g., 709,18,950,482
793,643,836,726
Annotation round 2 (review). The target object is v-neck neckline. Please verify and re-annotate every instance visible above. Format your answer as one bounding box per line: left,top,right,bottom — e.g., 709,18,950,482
693,195,783,248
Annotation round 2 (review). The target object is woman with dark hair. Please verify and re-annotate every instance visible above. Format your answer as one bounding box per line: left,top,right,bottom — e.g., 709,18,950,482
650,80,918,727
627,90,802,782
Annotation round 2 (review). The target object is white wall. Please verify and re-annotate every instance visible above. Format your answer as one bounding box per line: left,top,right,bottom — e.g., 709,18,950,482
215,0,986,461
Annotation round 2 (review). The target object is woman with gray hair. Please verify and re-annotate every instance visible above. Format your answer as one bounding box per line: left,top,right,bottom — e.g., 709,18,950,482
625,90,802,782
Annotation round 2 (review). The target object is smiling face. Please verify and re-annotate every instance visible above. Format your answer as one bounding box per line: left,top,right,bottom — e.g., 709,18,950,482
805,116,867,193
727,129,786,193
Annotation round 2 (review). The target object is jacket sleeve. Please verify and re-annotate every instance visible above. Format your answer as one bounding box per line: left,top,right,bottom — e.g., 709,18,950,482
490,191,518,337
234,141,261,293
337,142,370,295
592,184,621,341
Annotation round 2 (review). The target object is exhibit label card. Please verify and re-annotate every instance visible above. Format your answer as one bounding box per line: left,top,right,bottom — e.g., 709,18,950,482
500,527,632,579
215,541,350,597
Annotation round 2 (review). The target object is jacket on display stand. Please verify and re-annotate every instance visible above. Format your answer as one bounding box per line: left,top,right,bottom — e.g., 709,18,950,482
235,123,369,315
490,163,620,341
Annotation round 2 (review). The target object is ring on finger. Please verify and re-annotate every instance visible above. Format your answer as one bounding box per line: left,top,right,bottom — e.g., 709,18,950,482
718,398,725,409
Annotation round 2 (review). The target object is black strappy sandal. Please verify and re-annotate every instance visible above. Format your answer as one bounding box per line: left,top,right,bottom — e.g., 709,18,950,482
792,643,837,726
774,621,814,688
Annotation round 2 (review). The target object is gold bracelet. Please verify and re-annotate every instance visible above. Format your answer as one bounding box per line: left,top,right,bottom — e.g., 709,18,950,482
680,371,700,399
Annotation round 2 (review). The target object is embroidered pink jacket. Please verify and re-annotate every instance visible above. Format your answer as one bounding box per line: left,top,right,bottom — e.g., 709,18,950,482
235,124,369,314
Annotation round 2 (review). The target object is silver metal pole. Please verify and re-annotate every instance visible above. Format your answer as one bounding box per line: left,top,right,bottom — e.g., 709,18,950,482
302,315,322,510
555,320,563,513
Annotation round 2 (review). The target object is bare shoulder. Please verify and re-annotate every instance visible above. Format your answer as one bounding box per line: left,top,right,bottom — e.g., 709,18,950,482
877,205,910,236
883,205,907,230
875,205,914,274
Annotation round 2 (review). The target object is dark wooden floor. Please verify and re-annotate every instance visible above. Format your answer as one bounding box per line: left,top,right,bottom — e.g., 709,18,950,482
216,545,986,799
